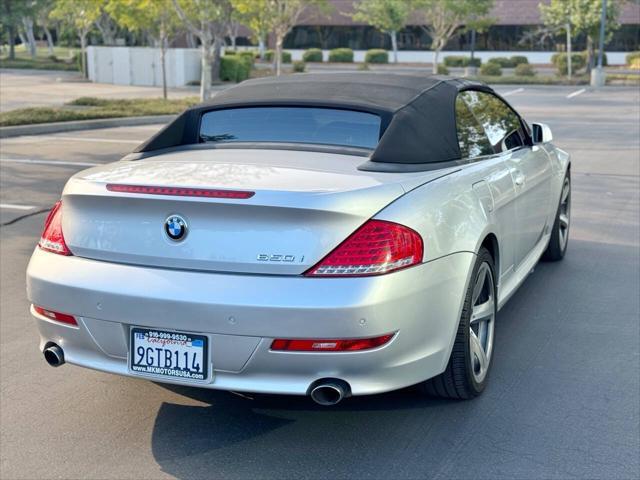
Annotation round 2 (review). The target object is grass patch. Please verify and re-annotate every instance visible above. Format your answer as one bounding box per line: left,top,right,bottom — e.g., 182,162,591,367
1,46,81,71
606,73,640,85
0,97,199,127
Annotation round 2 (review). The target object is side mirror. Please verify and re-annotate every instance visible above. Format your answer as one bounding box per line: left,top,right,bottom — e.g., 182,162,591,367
531,122,553,144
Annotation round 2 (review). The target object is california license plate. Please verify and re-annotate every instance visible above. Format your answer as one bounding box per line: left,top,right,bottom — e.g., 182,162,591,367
129,327,209,382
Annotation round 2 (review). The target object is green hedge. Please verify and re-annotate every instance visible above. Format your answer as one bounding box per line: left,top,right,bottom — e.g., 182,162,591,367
293,60,306,73
514,63,536,77
443,55,481,67
488,57,515,68
365,49,388,64
328,48,354,63
220,55,252,82
626,51,640,67
510,55,529,66
437,64,450,75
302,48,323,62
480,62,502,76
264,49,292,64
551,52,587,75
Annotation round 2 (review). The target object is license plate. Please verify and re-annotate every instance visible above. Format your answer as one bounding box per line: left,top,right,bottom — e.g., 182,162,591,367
129,327,208,382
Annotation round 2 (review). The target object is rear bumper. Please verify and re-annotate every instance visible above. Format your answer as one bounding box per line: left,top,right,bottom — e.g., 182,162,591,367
26,248,474,396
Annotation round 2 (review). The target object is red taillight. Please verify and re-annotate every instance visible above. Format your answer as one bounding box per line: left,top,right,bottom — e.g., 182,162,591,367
106,184,255,199
38,201,72,256
34,306,77,326
270,334,394,352
305,219,423,276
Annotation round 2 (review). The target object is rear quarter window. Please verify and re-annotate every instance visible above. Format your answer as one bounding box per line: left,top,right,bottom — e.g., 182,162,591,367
199,107,382,149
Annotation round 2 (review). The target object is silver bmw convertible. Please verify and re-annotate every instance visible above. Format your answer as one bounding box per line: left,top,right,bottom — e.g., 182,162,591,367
27,73,570,405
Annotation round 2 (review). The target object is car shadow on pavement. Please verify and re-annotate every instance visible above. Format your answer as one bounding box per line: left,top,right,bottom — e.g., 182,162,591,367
150,384,450,478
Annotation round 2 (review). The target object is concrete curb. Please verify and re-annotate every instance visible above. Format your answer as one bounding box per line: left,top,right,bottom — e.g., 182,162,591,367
0,115,176,138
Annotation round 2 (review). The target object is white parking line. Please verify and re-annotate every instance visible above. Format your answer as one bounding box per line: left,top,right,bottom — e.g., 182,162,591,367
502,88,525,97
0,203,37,210
567,88,587,99
1,158,99,167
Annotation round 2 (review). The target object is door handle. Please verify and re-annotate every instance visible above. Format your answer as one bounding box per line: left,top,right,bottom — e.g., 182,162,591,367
513,171,525,187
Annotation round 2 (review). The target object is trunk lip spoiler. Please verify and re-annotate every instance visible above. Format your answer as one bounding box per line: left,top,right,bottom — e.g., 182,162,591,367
105,184,255,199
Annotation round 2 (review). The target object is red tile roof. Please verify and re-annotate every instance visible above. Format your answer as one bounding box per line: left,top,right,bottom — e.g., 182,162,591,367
297,0,639,26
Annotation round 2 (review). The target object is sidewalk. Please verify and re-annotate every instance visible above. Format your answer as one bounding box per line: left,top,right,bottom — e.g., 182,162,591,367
0,69,201,112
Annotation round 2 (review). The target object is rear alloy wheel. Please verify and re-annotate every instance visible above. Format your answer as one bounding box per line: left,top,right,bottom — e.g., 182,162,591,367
421,247,496,399
543,172,571,261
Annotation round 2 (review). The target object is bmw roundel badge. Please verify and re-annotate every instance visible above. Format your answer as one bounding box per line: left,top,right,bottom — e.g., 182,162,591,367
164,215,188,241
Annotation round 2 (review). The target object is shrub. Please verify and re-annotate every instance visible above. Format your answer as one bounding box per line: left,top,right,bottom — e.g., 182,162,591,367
582,51,607,67
443,56,481,67
626,51,640,68
514,63,536,77
328,48,354,63
551,52,586,75
437,64,450,75
292,60,306,73
488,57,515,68
357,62,370,71
480,62,502,76
302,48,323,62
264,49,291,64
365,49,388,64
224,49,236,55
220,55,251,82
443,55,465,67
510,55,529,66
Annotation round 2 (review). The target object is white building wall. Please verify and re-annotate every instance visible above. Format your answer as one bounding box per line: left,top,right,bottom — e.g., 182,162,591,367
86,46,630,86
87,47,201,87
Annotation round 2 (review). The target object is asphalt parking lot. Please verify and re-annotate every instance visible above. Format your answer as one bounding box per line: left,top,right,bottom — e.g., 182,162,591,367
1,85,639,479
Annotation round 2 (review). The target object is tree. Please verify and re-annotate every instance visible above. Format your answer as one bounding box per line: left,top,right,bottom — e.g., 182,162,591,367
542,0,622,74
351,0,410,64
95,9,118,45
51,0,101,77
414,0,493,74
35,0,56,56
172,0,232,101
233,0,272,60
107,0,182,99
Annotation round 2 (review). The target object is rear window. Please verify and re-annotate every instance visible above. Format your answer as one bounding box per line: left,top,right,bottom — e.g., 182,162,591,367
199,107,381,149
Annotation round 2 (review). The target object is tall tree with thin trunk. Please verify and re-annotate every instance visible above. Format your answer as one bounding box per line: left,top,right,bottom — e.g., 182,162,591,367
52,0,101,77
414,0,493,74
173,0,232,101
95,10,118,45
35,0,56,56
107,0,182,99
233,0,272,60
351,0,411,64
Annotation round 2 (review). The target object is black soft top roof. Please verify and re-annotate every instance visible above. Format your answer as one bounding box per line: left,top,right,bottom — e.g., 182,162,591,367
134,73,495,169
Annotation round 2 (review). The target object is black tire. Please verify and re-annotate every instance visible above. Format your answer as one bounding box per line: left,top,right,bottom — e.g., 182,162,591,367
543,171,571,262
420,247,497,400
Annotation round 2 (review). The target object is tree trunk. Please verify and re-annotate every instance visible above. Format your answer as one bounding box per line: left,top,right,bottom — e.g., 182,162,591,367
22,17,37,58
275,33,283,76
586,35,595,73
390,30,398,64
18,30,28,49
258,35,266,60
186,32,197,49
8,25,16,60
80,32,87,78
200,42,212,101
432,48,440,74
211,36,223,83
160,38,168,100
566,22,572,79
43,26,55,56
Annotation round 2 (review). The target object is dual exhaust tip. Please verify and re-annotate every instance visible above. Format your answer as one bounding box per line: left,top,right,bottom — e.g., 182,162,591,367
309,379,350,406
43,346,349,406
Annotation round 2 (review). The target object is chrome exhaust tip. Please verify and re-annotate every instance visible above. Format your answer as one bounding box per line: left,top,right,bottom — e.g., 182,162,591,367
310,379,350,406
43,344,65,367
